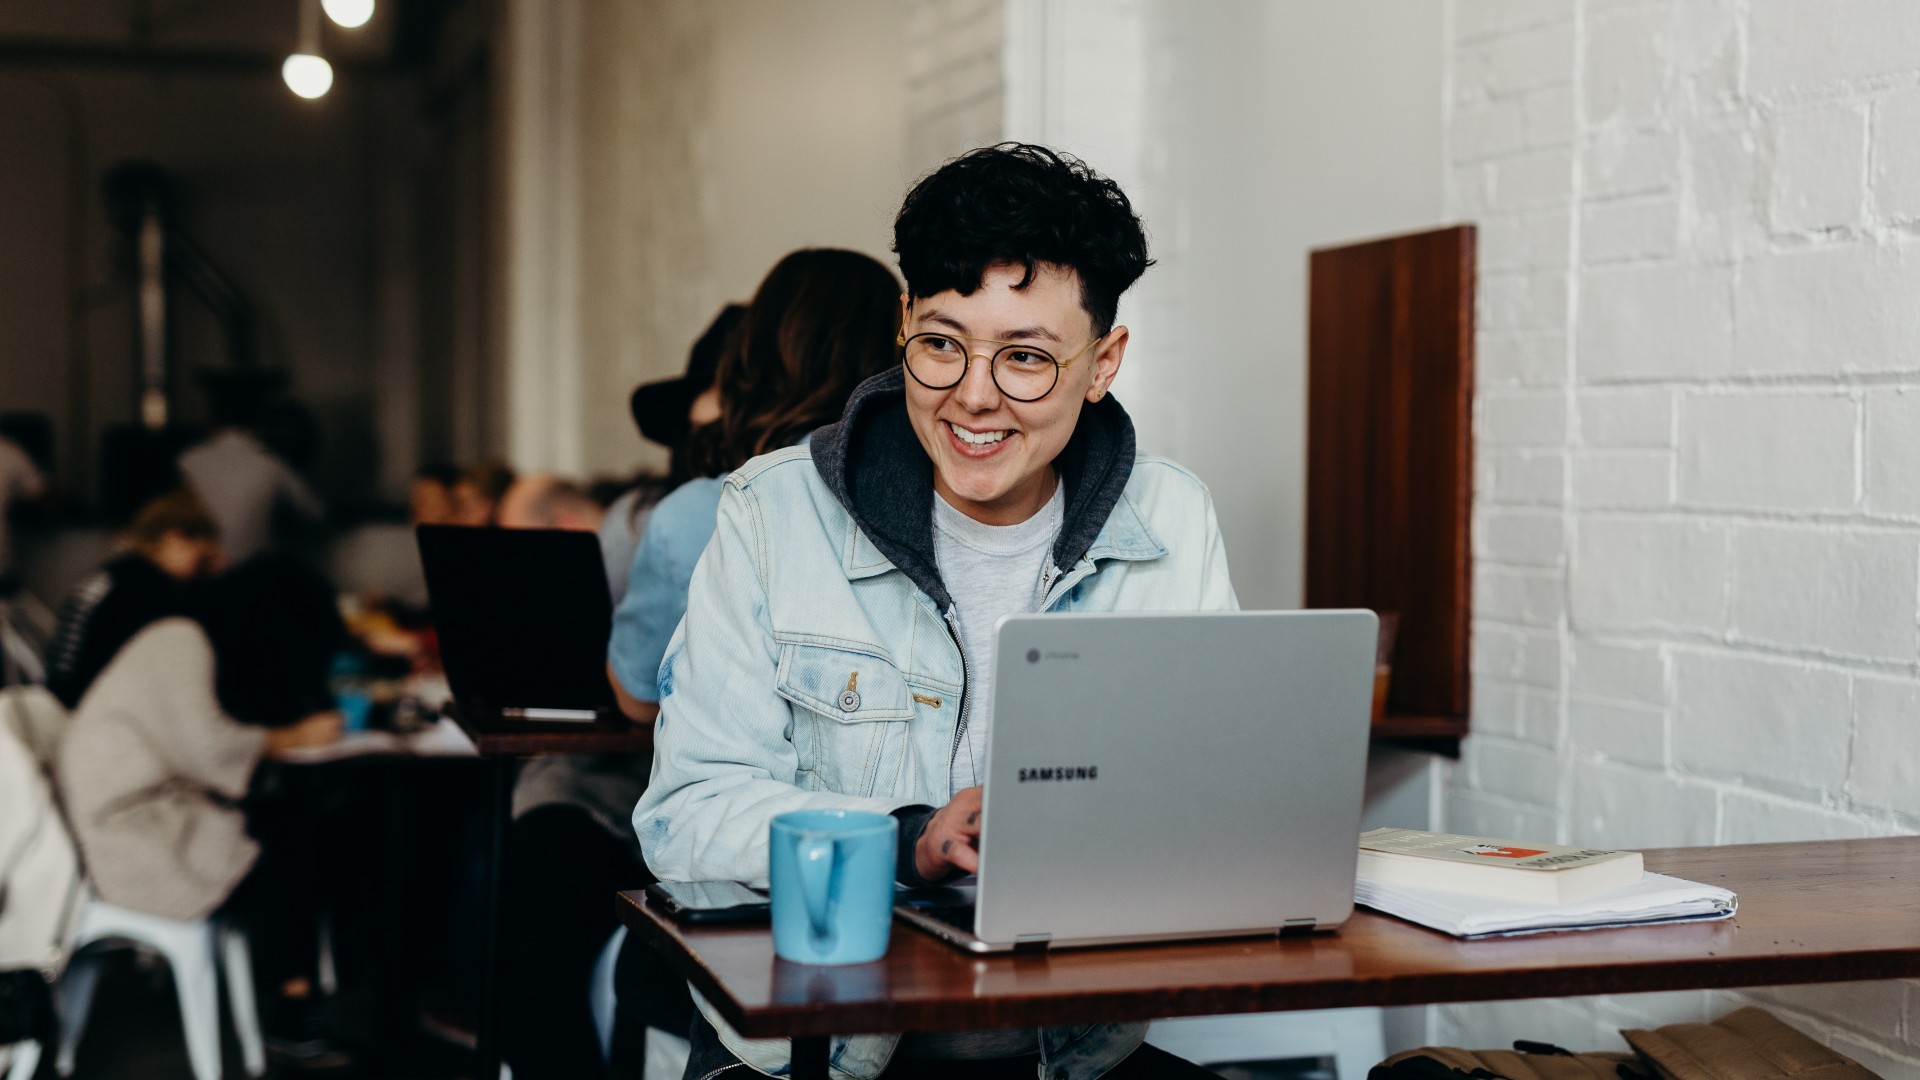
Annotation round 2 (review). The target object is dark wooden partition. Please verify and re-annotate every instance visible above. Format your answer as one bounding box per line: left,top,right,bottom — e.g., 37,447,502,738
1306,225,1475,753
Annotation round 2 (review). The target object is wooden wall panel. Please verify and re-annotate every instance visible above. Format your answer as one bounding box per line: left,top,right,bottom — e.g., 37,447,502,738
1306,225,1475,742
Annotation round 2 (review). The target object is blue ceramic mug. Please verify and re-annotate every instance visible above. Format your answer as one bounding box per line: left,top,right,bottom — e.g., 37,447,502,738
768,809,898,965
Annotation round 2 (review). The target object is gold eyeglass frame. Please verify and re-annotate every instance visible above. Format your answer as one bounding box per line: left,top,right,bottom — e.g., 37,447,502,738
896,327,1105,402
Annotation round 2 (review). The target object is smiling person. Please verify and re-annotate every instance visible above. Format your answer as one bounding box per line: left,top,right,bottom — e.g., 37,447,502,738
633,144,1234,1080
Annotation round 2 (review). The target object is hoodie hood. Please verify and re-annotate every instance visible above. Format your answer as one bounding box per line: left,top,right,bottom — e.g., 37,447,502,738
808,366,1137,612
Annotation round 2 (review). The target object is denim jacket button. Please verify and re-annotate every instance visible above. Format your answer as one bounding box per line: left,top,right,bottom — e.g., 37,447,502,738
838,689,861,711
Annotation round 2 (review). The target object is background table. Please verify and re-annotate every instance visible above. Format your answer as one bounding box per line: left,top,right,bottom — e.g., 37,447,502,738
617,837,1920,1080
451,706,652,1080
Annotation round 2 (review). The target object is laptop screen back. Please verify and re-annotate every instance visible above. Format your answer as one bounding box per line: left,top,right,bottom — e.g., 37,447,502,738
416,524,618,714
973,610,1377,945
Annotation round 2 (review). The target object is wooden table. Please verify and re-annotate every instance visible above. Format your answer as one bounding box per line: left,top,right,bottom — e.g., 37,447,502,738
616,837,1920,1080
451,706,653,1080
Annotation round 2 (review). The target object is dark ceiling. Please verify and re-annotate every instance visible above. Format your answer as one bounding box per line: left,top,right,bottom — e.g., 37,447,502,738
0,0,461,74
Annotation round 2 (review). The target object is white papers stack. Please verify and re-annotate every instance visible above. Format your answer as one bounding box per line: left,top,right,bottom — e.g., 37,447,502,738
1356,871,1737,938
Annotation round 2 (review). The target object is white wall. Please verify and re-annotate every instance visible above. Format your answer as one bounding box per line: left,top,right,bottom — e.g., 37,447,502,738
1444,0,1920,1068
501,0,931,479
1003,0,1447,609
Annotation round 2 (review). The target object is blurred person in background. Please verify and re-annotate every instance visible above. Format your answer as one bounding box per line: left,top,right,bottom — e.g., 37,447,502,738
594,248,901,1078
450,460,516,526
493,304,743,1079
0,431,47,589
606,249,901,723
46,488,223,709
178,372,326,564
491,316,720,1079
56,556,349,1060
599,304,745,605
410,462,462,526
497,475,605,533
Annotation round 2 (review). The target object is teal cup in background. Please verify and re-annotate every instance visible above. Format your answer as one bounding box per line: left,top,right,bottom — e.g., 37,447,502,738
768,809,897,965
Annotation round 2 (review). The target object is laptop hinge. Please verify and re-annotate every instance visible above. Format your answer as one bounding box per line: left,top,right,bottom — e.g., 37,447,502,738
1280,918,1317,935
1012,933,1052,952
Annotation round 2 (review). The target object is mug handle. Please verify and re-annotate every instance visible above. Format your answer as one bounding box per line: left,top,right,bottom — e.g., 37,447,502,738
796,836,839,950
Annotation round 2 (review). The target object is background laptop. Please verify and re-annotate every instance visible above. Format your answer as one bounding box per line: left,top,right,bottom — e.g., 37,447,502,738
416,524,619,721
896,609,1377,952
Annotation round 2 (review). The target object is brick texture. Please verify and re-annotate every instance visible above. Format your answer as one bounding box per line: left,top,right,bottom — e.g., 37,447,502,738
1447,0,1920,1064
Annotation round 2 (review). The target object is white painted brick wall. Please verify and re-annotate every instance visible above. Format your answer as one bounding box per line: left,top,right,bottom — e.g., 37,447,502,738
1570,449,1673,509
1579,389,1673,448
1770,104,1870,233
1568,696,1666,768
1677,393,1857,511
1874,89,1920,221
1673,650,1852,795
1865,388,1920,516
1577,264,1732,378
1728,526,1919,661
1570,517,1727,632
1747,0,1920,93
1449,0,1920,1064
1732,245,1920,375
1849,677,1920,818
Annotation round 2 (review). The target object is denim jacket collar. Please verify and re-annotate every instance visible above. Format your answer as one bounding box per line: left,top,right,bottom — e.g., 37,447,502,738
812,367,1159,600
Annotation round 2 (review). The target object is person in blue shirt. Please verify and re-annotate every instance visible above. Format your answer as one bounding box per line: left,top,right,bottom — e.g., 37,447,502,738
600,249,901,1075
606,248,904,720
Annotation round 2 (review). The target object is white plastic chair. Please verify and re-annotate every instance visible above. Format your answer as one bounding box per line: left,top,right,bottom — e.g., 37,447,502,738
587,926,688,1080
589,925,626,1062
52,901,265,1080
1147,1008,1386,1080
4,1039,42,1080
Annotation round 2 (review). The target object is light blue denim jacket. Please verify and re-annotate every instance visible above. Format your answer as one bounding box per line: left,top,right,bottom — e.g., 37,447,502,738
634,369,1237,1079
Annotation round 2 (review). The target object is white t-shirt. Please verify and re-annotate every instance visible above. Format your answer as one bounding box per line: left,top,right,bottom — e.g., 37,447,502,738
177,430,324,564
931,479,1065,795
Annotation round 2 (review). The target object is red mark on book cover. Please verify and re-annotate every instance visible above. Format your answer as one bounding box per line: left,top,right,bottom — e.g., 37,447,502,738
1460,844,1547,859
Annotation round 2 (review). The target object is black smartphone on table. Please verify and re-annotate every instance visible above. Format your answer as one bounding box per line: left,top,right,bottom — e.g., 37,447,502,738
645,880,772,924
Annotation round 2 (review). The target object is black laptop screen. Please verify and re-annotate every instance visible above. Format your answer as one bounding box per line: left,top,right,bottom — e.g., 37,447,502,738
416,524,619,714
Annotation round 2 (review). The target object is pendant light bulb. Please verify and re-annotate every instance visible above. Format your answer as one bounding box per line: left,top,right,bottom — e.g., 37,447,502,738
322,0,374,29
283,53,334,99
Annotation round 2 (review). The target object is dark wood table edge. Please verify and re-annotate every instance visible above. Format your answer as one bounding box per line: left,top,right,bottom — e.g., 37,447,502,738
445,703,655,755
616,885,1920,1038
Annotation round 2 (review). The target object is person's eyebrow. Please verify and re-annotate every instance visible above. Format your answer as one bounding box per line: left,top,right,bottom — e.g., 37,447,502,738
914,309,1064,344
917,308,969,334
995,324,1063,344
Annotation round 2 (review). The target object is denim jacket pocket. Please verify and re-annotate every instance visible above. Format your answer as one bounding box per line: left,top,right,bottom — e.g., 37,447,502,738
776,642,915,797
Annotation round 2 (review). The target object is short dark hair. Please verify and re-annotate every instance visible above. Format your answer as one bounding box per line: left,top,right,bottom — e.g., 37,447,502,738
893,143,1153,335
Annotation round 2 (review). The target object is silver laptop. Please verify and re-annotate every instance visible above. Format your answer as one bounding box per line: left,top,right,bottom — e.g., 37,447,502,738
895,609,1377,953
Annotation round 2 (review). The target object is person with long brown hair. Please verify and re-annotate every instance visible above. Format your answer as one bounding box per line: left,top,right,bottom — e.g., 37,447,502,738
607,247,901,721
496,249,897,1080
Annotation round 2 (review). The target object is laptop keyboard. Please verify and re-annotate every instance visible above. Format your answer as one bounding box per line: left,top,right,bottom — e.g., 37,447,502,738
898,885,978,934
911,903,977,932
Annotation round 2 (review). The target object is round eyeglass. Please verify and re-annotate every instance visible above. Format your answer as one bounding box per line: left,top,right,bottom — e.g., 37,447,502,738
899,330,1102,403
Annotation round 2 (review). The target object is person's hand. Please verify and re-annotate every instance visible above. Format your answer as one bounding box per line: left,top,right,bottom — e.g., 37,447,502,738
265,710,344,757
914,786,983,881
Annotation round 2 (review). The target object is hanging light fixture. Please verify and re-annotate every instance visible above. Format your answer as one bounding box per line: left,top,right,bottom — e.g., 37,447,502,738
322,0,374,30
282,53,333,98
283,0,333,99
